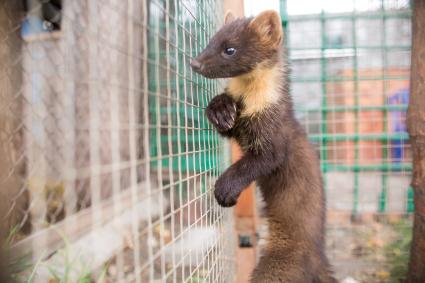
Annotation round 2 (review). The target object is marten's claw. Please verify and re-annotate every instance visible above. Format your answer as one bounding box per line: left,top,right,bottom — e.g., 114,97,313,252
206,93,237,133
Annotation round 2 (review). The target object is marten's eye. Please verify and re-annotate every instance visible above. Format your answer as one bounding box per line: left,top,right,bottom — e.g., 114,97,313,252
223,47,236,56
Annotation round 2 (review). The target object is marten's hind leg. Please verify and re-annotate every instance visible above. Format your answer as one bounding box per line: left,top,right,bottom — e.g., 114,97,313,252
250,250,314,283
312,257,337,283
250,249,337,283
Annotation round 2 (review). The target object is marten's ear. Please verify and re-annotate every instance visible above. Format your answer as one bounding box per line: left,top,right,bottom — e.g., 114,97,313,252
249,10,283,49
224,10,236,25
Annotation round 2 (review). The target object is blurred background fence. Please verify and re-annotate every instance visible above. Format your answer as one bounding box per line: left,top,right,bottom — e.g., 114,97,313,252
278,0,413,281
281,0,412,217
0,0,234,282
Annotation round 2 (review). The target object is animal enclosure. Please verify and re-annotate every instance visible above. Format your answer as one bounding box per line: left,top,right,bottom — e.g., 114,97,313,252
281,0,412,216
0,0,417,282
0,0,234,282
279,0,413,280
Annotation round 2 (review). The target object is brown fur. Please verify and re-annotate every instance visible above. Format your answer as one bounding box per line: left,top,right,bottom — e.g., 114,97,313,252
191,10,336,283
248,10,283,50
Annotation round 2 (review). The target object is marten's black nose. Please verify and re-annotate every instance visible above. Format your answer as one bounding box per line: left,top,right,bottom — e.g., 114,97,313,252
190,59,202,71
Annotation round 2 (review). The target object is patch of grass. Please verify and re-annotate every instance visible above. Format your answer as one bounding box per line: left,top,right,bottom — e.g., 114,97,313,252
6,227,109,283
40,228,109,283
385,219,412,283
6,225,20,245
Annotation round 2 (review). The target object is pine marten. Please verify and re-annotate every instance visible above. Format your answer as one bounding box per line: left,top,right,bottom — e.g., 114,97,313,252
190,10,336,283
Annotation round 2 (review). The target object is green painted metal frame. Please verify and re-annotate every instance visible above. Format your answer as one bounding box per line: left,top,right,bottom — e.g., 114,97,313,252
379,1,389,213
351,2,360,216
147,0,222,174
280,0,413,214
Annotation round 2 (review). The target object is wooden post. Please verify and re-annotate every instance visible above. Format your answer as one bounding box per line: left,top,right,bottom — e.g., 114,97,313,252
406,1,425,282
231,142,257,283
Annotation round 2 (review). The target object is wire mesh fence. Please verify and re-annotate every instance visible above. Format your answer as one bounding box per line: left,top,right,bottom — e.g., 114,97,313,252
281,0,412,217
279,0,412,280
0,0,234,282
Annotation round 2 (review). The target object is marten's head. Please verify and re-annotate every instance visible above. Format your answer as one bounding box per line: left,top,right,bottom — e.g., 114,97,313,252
190,10,283,78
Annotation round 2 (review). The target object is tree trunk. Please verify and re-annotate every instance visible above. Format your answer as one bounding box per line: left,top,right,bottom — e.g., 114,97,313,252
406,1,425,282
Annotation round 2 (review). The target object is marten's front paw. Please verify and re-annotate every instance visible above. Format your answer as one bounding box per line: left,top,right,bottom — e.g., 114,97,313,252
214,175,241,207
206,94,237,133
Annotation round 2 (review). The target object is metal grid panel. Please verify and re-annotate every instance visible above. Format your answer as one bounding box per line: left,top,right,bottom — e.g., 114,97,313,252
280,0,412,280
0,0,234,282
281,0,412,215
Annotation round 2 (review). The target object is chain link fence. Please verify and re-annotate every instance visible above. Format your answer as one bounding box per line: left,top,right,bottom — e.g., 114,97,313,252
0,0,234,282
